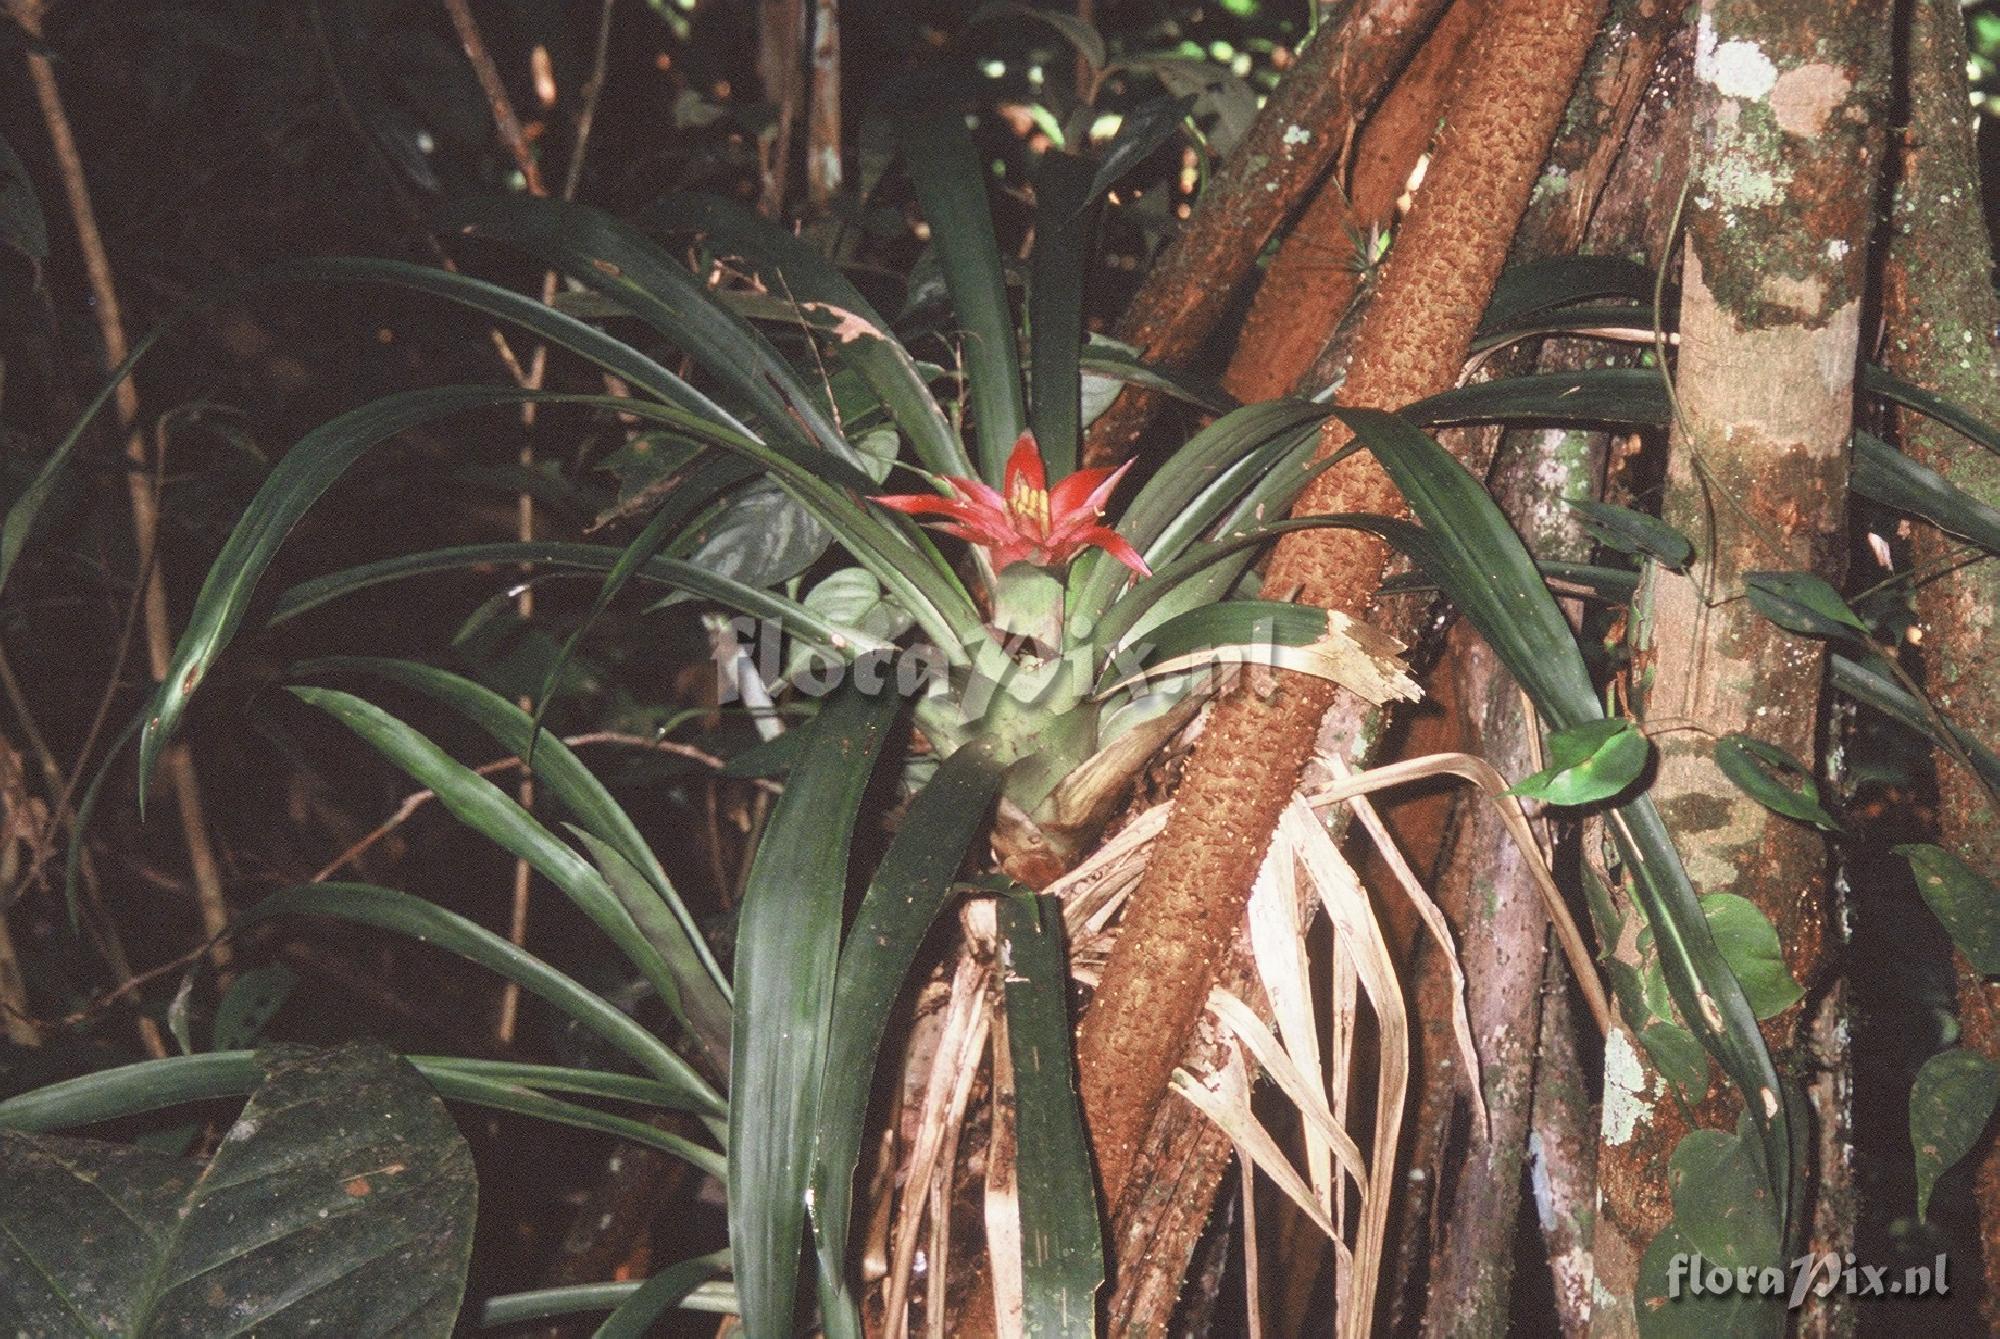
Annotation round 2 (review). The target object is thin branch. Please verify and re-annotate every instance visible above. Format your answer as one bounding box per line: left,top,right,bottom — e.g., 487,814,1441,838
442,0,546,196
441,0,617,1042
10,0,231,972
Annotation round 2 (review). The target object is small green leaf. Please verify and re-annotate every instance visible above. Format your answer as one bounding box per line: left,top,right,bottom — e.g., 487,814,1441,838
1566,500,1694,569
1713,733,1839,831
1741,571,1869,642
1899,843,2000,976
1911,1047,2000,1221
1700,895,1802,1021
1668,1120,1782,1274
1506,718,1651,806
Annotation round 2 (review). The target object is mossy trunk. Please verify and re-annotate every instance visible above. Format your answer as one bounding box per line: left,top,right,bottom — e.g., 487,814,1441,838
1588,0,1887,1331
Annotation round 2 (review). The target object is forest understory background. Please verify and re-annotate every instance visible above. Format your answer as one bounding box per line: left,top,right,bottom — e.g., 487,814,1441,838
5,1,2000,1335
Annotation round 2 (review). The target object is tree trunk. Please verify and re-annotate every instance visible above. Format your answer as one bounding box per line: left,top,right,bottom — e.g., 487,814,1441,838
1075,0,1610,1232
1589,1,1887,1330
1884,0,2000,1326
1078,0,1452,468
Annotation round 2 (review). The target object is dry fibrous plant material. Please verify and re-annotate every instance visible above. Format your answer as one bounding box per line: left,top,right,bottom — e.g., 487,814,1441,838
1073,0,1614,1210
875,752,1599,1338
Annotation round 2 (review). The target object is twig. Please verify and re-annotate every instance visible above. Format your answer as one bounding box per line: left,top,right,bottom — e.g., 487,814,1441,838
442,0,616,1042
10,0,231,973
443,0,546,196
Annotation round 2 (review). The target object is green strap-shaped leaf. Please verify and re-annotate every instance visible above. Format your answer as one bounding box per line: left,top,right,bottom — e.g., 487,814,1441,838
143,384,979,809
280,689,717,1083
1068,398,1330,629
1406,366,1666,429
1831,652,2000,791
422,1068,724,1180
651,193,974,481
997,894,1103,1337
1027,150,1099,479
239,883,717,1112
477,1265,736,1328
0,1045,720,1179
1332,405,1793,1229
528,452,763,758
1096,599,1333,693
1476,255,1655,337
267,540,894,659
139,385,515,800
292,657,733,1061
445,195,856,467
729,680,902,1338
901,113,1028,481
594,1253,735,1339
811,739,1004,1335
1864,363,2000,457
1854,429,2000,556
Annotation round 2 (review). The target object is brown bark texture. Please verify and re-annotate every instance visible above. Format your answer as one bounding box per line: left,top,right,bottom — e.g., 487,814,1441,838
1590,0,1887,1329
1074,0,1612,1211
1220,0,1488,405
1078,0,1452,468
1884,0,2000,1325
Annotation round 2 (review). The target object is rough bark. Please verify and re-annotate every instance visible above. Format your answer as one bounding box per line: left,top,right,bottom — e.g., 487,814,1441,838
1883,0,2000,1325
1419,631,1557,1336
1078,0,1452,469
1075,0,1611,1213
1589,0,1887,1330
1221,0,1488,405
1531,949,1602,1338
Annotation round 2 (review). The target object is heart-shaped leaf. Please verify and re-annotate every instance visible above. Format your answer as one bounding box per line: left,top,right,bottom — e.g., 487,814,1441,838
1911,1047,2000,1221
1701,894,1803,1021
1507,717,1651,806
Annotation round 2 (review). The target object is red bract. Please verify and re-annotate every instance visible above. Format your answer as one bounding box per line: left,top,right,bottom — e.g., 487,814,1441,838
872,432,1151,577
